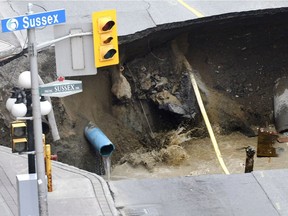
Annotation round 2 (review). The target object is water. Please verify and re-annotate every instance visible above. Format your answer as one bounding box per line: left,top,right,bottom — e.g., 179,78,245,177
103,156,111,181
111,132,288,180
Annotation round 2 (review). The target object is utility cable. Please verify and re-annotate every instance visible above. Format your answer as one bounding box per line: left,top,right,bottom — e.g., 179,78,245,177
183,58,230,175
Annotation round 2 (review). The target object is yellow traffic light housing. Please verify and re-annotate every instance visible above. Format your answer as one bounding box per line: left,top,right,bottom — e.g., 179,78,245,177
10,121,28,153
92,9,119,68
12,138,27,153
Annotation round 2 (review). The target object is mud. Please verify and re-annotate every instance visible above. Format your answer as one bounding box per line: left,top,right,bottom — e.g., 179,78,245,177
112,132,288,179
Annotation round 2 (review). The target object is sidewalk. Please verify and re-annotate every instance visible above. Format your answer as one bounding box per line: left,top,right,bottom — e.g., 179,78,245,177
0,145,118,216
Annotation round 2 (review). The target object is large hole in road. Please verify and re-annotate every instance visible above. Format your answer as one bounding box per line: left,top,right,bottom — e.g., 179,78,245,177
2,8,288,176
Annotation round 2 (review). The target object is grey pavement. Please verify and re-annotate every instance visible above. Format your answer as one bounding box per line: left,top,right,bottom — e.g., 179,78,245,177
0,145,118,216
110,169,288,216
1,0,288,60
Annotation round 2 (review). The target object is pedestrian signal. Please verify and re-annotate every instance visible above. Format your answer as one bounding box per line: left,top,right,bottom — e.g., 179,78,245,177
10,121,27,153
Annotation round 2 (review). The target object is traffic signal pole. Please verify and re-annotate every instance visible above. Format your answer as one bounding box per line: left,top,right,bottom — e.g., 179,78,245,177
26,89,36,174
27,3,49,216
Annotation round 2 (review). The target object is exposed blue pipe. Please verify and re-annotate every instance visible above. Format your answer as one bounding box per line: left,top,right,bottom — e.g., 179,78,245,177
84,122,115,156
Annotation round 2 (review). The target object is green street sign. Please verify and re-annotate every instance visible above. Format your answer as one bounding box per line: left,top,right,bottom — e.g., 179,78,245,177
39,80,82,97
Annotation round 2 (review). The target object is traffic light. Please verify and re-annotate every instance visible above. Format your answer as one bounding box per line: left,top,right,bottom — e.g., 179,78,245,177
10,121,27,153
92,9,119,68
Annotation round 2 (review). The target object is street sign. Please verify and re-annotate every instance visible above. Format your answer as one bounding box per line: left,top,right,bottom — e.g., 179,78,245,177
1,9,66,32
39,80,82,97
54,23,97,77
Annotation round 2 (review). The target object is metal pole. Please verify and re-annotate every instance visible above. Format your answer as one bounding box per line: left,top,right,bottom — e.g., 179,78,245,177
45,144,53,192
244,146,255,173
37,31,92,50
27,3,48,216
26,89,36,174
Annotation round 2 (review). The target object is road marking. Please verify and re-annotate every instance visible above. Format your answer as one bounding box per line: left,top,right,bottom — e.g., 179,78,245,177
177,0,204,18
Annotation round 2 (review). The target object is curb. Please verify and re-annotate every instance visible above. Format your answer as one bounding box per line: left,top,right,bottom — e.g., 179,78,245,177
0,146,118,216
51,161,119,216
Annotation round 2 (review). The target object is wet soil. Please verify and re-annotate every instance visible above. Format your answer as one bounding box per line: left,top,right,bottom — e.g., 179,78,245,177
111,132,288,179
1,10,288,177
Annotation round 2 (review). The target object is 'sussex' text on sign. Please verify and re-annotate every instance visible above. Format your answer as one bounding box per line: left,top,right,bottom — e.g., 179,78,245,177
1,9,66,32
39,80,82,98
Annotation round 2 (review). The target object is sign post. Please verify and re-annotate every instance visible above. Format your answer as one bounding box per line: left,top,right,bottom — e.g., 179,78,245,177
27,4,48,216
1,4,66,216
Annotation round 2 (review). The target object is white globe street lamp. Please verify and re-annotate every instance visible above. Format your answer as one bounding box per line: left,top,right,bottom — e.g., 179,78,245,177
6,70,31,115
6,71,53,117
11,94,27,117
6,87,21,112
40,96,52,116
18,71,32,89
32,97,52,116
6,93,17,111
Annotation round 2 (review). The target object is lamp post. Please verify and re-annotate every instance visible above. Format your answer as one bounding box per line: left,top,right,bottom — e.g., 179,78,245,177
28,3,49,215
6,71,52,172
3,3,64,215
18,70,36,174
6,69,52,215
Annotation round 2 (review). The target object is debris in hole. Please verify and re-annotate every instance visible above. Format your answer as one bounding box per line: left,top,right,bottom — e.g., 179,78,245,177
257,128,278,157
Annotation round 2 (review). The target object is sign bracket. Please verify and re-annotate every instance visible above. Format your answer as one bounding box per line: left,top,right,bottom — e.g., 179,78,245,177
37,31,92,51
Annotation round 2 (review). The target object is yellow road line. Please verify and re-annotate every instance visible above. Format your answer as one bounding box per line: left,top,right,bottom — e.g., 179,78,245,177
177,0,204,18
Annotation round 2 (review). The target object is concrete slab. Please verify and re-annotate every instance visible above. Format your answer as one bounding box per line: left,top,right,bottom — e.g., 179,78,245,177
0,195,14,216
147,1,198,25
48,198,103,216
110,172,283,216
48,178,96,199
253,169,288,215
186,1,288,17
0,165,17,216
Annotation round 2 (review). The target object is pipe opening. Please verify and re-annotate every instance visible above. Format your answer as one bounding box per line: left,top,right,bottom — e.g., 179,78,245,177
100,144,115,156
